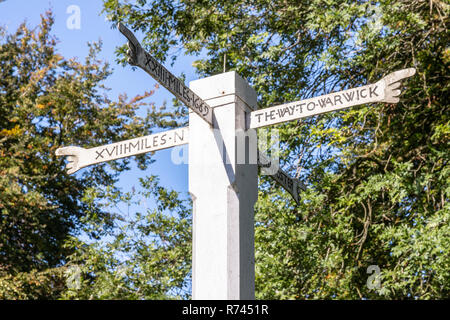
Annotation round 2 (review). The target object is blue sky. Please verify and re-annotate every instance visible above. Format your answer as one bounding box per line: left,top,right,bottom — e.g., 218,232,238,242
1,0,193,196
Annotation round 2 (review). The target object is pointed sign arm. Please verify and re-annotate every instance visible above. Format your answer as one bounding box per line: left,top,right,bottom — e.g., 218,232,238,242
249,68,416,129
56,127,188,174
118,23,213,126
258,151,306,204
56,124,306,204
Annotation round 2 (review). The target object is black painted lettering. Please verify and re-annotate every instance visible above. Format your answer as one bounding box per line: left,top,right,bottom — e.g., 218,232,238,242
369,85,379,97
151,60,156,74
334,94,342,105
176,79,182,96
298,103,305,113
255,113,263,123
168,74,177,90
144,53,152,68
182,86,191,103
148,56,158,74
156,63,161,79
193,95,200,108
343,91,355,102
289,105,295,115
95,149,105,159
203,104,209,116
160,134,167,145
360,88,367,98
160,68,165,85
145,137,153,149
106,146,116,157
152,136,158,147
277,107,289,118
318,98,327,108
276,171,282,181
270,110,276,120
129,141,140,152
162,68,167,83
287,177,293,190
264,111,273,122
307,101,316,111
175,130,185,143
163,68,169,85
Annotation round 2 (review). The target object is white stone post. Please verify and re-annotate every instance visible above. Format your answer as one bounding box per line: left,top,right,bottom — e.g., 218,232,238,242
189,71,258,300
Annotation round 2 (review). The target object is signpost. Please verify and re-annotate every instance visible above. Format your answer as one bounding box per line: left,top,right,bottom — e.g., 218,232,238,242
55,23,415,300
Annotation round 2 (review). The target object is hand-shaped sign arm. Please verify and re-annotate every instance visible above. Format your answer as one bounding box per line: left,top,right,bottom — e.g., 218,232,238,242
377,68,416,103
55,127,189,174
117,22,142,67
117,23,214,126
55,146,88,175
249,68,416,129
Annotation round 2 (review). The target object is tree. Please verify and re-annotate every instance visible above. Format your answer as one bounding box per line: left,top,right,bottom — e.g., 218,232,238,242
0,11,168,299
62,176,191,300
102,0,449,299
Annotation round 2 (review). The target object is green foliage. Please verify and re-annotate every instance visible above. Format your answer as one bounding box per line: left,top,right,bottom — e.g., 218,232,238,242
61,176,192,300
3,1,447,300
0,11,175,298
0,268,66,299
102,0,449,299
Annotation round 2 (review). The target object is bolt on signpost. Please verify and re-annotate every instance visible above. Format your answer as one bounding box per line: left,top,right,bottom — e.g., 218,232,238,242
55,23,416,300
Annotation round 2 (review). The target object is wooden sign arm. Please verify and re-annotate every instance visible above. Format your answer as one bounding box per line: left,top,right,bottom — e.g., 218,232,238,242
258,151,306,204
258,151,306,191
249,68,416,129
380,68,417,103
117,23,214,126
117,22,143,67
55,125,305,204
55,127,189,174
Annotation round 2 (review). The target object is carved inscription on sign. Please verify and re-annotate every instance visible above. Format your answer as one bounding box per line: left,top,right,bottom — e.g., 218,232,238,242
141,52,212,122
94,129,186,160
56,127,188,174
118,23,213,126
249,68,416,129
